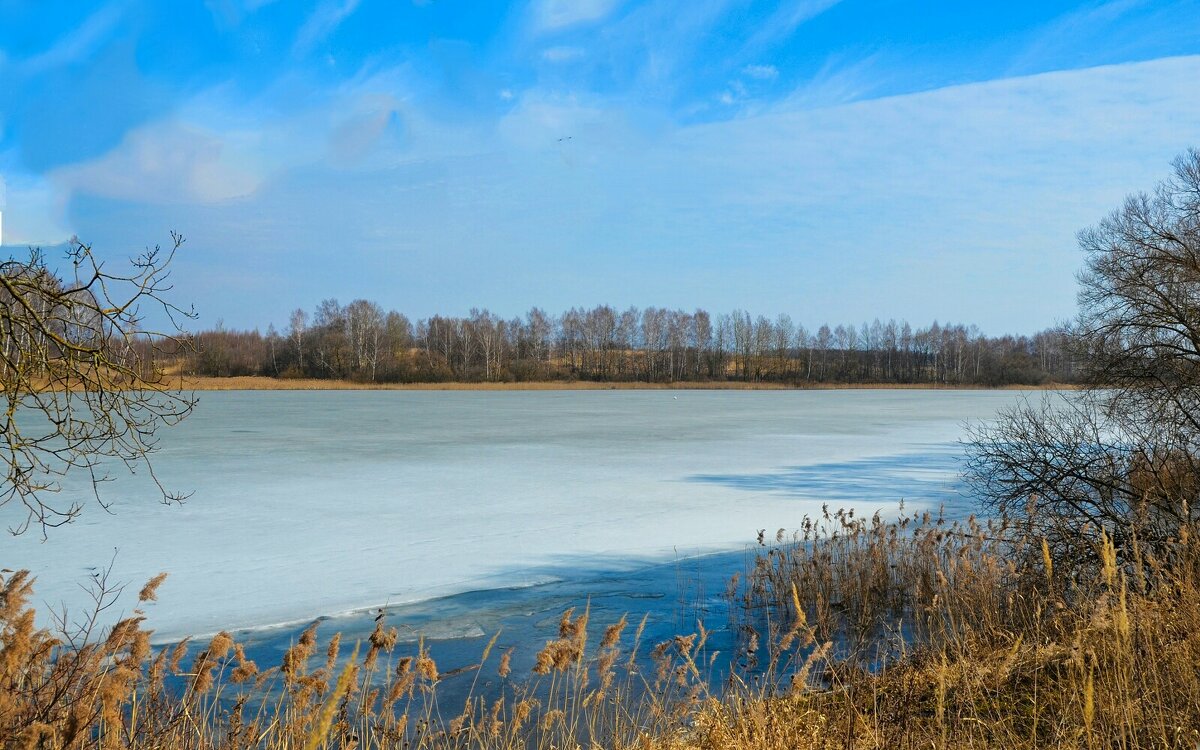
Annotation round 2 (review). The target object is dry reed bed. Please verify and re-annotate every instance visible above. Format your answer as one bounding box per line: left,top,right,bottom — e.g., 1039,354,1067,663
3,509,1199,749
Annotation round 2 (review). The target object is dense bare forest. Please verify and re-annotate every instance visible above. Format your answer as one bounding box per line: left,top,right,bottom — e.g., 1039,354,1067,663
179,303,1075,385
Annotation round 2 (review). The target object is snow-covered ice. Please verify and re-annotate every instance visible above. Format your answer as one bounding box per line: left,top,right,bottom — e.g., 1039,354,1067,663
1,389,1034,641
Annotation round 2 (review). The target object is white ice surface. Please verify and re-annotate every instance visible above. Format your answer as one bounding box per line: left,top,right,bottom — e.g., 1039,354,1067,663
1,390,1035,641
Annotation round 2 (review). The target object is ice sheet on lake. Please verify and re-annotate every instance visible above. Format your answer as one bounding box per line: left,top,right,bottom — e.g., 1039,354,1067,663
1,389,1037,641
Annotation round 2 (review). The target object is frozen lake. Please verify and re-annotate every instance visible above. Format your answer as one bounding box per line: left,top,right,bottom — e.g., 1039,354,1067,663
3,389,1034,641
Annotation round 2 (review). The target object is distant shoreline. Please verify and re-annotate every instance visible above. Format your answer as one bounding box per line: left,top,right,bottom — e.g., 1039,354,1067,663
180,375,1077,392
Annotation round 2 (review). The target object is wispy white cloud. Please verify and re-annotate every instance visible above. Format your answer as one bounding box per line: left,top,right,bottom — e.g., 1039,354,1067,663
10,8,1195,331
718,80,748,105
532,0,621,32
204,0,280,29
327,96,406,166
43,68,431,207
781,54,885,109
542,46,585,62
58,55,1200,334
742,64,779,80
20,4,124,75
1008,0,1144,75
601,0,737,97
50,122,262,205
496,91,632,151
0,165,71,246
293,0,362,57
744,0,843,53
5,0,1197,335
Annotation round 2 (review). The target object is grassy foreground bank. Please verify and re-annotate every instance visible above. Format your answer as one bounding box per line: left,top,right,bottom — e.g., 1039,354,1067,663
180,375,1072,391
4,509,1198,749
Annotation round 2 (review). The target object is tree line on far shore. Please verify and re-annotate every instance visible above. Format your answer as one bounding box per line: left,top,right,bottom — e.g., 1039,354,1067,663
177,303,1075,386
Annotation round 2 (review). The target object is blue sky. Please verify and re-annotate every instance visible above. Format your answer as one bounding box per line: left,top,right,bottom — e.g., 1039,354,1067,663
1,0,1198,333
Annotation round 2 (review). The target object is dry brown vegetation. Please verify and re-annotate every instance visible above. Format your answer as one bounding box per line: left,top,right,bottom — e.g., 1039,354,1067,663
178,375,1070,392
4,151,1198,748
4,505,1199,749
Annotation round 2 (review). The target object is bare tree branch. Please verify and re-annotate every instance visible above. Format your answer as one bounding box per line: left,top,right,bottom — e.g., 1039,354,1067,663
966,149,1200,567
0,234,196,536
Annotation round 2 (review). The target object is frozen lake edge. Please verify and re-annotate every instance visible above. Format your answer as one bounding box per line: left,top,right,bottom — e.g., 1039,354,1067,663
3,389,1045,642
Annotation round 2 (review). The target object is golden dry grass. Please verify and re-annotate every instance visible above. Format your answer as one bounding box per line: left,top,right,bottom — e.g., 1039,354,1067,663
4,506,1198,749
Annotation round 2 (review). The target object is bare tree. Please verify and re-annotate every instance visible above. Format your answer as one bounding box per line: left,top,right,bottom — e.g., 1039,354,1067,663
692,309,713,379
525,307,553,365
815,324,832,380
617,307,639,379
470,308,501,381
265,323,280,376
0,235,196,535
773,314,794,380
966,149,1200,565
288,308,307,371
731,310,752,380
346,299,385,381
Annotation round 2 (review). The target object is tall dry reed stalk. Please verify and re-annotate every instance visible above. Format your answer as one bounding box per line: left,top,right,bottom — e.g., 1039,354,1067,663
4,506,1200,749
